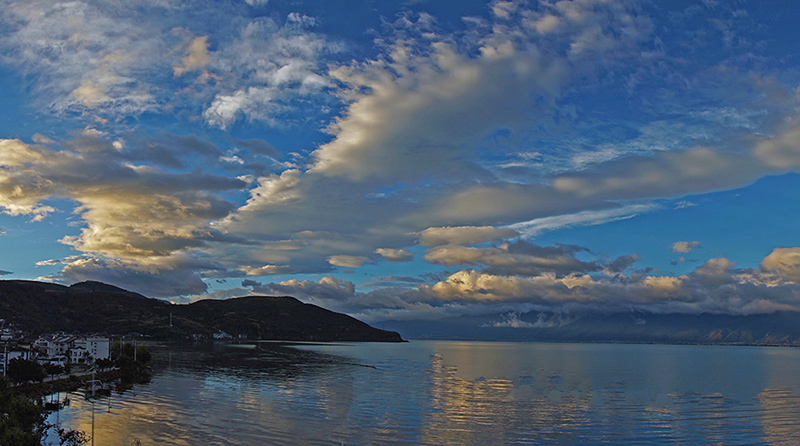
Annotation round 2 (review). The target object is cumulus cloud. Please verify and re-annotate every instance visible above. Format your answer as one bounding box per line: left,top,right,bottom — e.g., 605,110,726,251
3,0,800,322
672,241,701,253
0,0,167,116
552,147,757,201
423,241,610,277
0,139,57,220
754,121,800,170
417,226,517,247
693,257,736,286
375,248,414,263
243,275,355,301
41,254,220,297
173,287,254,305
173,35,211,77
203,17,339,128
407,249,800,316
208,245,800,323
0,1,341,127
426,269,599,303
308,0,654,183
0,136,245,270
328,255,368,268
310,21,566,182
760,248,800,282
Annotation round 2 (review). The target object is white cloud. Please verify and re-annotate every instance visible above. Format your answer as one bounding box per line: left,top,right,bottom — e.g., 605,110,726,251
243,275,355,302
754,121,800,170
760,248,800,282
672,241,701,253
305,1,652,183
204,87,279,129
508,203,659,238
417,226,516,247
0,1,338,126
0,0,165,116
422,241,607,277
41,254,220,297
0,136,244,261
310,39,566,182
173,35,211,77
693,257,736,286
375,248,414,263
4,0,800,321
202,245,800,323
203,17,339,128
328,255,368,268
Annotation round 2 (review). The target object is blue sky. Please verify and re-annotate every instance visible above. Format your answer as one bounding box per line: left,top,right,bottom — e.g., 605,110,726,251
2,0,800,323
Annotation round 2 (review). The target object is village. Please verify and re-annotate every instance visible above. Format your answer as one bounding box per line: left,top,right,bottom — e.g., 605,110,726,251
0,320,119,382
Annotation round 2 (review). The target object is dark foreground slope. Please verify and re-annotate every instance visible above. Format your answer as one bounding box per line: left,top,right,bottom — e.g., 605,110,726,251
0,280,403,342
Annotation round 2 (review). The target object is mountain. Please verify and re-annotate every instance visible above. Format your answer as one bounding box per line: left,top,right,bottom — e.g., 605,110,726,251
0,280,403,342
379,311,800,346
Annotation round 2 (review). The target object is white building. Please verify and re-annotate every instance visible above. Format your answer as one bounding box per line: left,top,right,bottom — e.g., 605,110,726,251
35,334,111,364
75,337,110,361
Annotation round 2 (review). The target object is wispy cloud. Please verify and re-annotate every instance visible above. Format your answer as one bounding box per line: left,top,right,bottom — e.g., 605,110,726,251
508,204,659,238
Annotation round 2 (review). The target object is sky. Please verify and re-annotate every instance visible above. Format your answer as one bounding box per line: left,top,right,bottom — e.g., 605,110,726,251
2,0,800,325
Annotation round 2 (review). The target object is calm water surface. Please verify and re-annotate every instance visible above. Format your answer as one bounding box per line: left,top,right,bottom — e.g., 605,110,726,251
45,341,800,445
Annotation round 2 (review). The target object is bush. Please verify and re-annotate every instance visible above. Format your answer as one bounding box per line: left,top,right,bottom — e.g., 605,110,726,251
111,342,151,364
7,359,46,385
0,376,47,445
43,362,65,376
111,342,152,385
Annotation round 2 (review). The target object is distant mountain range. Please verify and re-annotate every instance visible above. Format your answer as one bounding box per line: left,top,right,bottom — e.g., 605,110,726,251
6,279,800,345
0,280,403,342
379,311,800,346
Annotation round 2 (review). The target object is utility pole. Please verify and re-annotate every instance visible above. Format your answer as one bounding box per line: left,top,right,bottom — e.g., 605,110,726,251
91,399,95,446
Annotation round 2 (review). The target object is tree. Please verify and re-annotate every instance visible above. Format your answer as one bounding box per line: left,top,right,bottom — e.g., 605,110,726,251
111,341,151,364
6,359,46,385
95,358,113,370
43,362,65,376
0,376,46,445
0,374,88,446
111,342,152,385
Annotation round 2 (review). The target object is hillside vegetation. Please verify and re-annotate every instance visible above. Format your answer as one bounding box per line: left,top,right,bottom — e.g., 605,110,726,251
0,280,403,342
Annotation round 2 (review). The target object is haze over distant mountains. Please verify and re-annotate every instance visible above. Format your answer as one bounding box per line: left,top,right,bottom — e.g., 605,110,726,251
379,311,800,345
3,279,800,345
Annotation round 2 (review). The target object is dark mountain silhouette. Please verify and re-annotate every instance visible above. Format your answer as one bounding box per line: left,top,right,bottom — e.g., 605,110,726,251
0,280,403,342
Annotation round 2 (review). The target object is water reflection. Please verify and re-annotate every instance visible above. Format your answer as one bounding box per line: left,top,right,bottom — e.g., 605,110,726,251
45,341,800,445
756,387,800,445
423,352,592,445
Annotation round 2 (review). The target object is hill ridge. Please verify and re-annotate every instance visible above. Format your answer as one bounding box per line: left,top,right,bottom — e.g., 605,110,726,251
0,280,403,342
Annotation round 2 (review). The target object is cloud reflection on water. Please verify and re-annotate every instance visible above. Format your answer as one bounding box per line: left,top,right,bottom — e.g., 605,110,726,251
46,342,800,445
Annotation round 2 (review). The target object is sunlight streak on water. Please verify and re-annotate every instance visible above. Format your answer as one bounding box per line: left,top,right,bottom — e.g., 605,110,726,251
45,342,800,445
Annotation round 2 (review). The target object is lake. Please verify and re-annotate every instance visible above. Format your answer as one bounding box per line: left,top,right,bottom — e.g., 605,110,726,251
45,341,800,445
